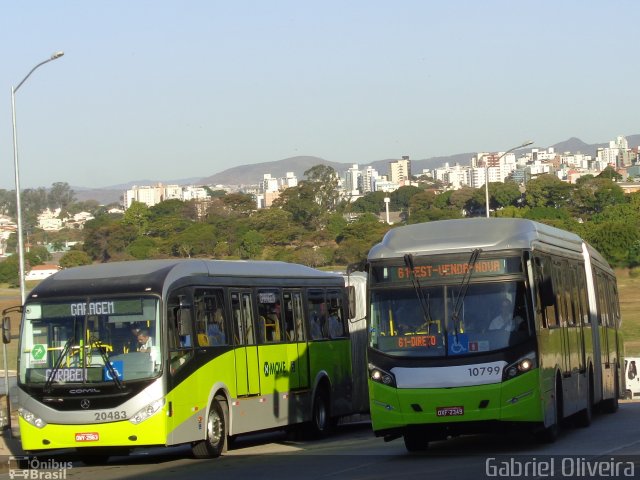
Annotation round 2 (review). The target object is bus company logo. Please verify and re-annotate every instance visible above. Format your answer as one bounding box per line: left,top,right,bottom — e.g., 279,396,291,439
263,361,288,377
68,388,101,394
8,456,73,479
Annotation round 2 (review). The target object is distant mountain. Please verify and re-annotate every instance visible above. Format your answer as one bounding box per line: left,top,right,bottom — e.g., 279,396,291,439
71,135,640,204
199,156,344,186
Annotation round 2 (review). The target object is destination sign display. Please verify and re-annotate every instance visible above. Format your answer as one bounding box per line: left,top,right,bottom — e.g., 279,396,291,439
372,257,521,284
39,299,145,319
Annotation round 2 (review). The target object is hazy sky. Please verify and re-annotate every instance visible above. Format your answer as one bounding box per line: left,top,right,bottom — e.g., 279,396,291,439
1,1,638,190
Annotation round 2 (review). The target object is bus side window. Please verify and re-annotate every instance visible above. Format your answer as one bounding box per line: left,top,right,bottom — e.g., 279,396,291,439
307,289,328,340
167,292,194,373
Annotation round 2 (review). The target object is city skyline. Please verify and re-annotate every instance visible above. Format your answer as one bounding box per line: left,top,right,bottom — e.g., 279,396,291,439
2,1,640,190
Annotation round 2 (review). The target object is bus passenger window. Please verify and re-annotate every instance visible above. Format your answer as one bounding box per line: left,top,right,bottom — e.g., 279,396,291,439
257,290,282,343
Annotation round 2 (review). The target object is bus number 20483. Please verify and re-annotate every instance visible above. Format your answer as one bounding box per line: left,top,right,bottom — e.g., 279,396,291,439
94,410,127,421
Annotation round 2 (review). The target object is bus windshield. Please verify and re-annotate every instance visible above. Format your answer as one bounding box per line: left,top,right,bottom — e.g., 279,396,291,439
369,280,531,357
19,296,161,385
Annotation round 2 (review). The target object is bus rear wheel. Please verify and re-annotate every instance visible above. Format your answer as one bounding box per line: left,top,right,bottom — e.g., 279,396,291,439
192,397,228,458
574,372,593,428
310,388,332,438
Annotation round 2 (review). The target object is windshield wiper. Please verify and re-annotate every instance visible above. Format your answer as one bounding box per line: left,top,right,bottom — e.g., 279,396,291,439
403,254,436,334
89,335,125,390
450,248,482,341
43,335,75,393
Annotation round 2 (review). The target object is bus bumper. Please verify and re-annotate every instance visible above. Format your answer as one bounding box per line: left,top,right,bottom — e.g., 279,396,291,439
18,407,168,452
369,370,542,437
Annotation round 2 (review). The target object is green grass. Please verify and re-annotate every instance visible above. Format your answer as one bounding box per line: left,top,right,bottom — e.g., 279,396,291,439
617,269,640,356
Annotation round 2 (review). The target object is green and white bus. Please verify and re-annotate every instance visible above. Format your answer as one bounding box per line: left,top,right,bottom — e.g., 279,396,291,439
365,218,623,451
10,259,367,461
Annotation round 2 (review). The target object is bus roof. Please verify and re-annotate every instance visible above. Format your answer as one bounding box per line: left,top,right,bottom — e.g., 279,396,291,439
28,259,343,299
368,218,585,259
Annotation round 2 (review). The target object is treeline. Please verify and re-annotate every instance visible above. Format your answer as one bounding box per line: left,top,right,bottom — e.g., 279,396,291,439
1,166,639,286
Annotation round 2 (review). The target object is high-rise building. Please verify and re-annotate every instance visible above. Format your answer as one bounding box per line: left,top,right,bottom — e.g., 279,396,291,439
389,156,411,185
345,164,361,195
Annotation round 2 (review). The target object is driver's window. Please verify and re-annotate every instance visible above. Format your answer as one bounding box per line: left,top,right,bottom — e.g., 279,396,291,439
167,290,194,373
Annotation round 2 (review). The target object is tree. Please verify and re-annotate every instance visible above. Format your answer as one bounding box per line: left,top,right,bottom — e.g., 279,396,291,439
59,250,92,268
596,166,623,181
48,182,76,209
221,193,256,217
304,165,340,212
350,191,388,214
248,208,302,245
167,223,217,257
240,230,265,259
571,177,625,217
524,174,572,209
126,237,160,260
272,183,324,230
491,181,522,210
122,201,151,235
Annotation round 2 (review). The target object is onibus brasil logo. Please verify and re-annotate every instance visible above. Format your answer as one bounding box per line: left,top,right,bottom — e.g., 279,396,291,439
8,456,73,479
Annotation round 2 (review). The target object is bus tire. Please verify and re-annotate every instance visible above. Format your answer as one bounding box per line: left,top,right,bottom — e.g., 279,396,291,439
192,396,228,459
403,431,429,452
535,378,562,443
574,370,593,428
310,388,331,438
601,366,620,414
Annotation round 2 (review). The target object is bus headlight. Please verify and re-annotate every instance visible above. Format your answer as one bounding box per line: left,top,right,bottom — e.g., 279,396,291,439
503,352,537,381
18,407,47,429
129,398,165,425
368,363,397,388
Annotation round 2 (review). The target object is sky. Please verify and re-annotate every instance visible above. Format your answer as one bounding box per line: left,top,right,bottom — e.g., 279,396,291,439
1,0,639,190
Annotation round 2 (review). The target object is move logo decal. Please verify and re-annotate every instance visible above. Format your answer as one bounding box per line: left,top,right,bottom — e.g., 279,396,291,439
263,361,289,377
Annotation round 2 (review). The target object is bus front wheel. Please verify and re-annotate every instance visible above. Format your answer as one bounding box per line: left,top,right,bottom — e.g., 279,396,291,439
534,379,562,443
192,396,228,458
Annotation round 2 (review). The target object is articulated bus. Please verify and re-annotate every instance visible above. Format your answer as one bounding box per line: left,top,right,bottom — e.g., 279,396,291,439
8,259,367,462
365,218,623,451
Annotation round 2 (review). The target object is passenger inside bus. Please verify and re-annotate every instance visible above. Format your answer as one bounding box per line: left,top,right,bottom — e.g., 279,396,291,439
207,308,226,345
327,307,343,338
136,329,153,352
489,299,524,332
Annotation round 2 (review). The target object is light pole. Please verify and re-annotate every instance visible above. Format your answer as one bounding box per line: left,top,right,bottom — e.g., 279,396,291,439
7,52,63,435
11,51,64,304
483,141,534,218
384,197,391,224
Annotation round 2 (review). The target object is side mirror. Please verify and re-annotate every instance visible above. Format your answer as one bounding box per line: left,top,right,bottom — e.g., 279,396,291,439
2,316,11,344
177,308,193,337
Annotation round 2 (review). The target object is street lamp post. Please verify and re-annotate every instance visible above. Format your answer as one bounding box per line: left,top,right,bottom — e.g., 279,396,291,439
11,51,64,305
484,141,534,218
7,52,64,435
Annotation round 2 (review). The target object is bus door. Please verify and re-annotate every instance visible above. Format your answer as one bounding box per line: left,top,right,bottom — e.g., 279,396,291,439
255,289,290,400
554,266,572,377
282,290,309,391
595,275,611,369
564,266,583,374
231,291,260,396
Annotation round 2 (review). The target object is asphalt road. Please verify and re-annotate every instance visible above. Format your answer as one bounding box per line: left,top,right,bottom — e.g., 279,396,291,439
4,401,639,480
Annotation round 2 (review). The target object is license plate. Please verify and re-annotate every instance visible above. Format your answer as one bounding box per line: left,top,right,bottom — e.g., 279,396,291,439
436,406,464,417
75,432,100,442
